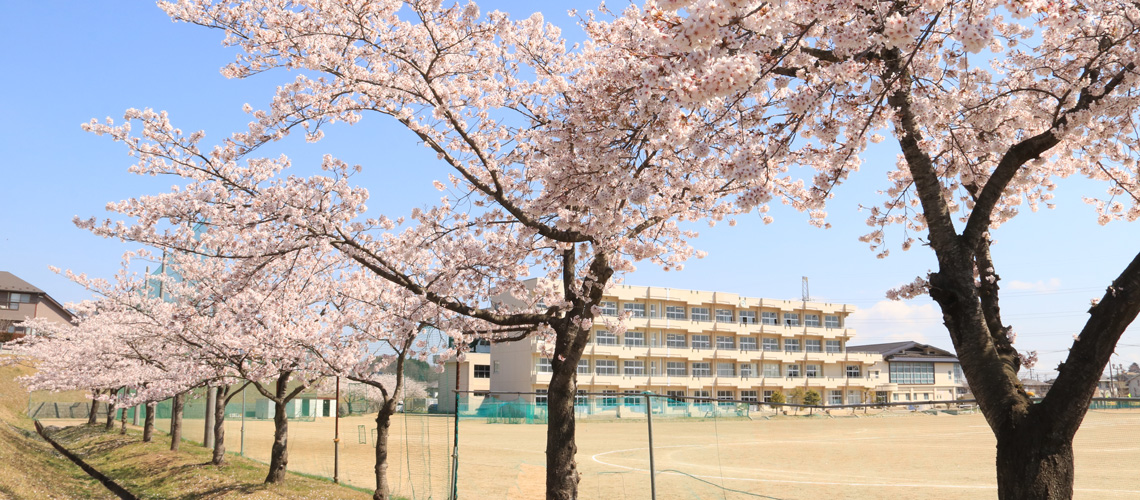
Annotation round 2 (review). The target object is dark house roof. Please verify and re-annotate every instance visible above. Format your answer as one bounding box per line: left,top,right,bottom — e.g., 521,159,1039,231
0,271,74,321
0,272,45,294
848,341,959,363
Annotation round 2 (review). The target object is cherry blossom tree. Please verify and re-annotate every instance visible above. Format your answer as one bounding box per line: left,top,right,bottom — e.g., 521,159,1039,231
314,268,477,500
78,1,761,498
151,247,342,481
612,1,1140,498
14,261,217,449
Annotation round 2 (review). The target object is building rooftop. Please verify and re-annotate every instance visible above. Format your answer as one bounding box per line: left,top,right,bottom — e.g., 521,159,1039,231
0,272,46,294
848,341,958,361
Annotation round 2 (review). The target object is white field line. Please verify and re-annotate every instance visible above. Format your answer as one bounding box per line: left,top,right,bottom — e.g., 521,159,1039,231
589,445,1140,495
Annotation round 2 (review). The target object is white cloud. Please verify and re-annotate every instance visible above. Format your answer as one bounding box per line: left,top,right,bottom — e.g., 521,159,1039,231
1007,278,1061,292
846,300,952,348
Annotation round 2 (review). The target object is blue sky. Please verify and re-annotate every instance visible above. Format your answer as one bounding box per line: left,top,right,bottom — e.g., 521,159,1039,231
3,1,1138,378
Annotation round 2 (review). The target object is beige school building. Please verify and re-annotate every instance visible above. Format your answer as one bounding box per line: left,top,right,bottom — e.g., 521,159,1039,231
441,284,968,412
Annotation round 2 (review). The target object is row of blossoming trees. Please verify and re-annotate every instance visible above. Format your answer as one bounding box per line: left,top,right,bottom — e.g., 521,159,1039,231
15,246,461,493
11,0,1140,499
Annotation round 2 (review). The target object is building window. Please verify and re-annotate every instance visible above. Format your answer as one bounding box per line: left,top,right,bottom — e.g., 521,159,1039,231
761,311,778,325
665,305,686,320
691,307,711,322
691,335,711,350
715,309,733,322
740,391,759,402
805,364,820,378
666,333,686,348
624,360,645,375
829,390,843,405
763,390,775,402
763,363,780,377
786,364,801,377
536,389,548,406
716,336,735,349
536,358,552,373
804,314,821,327
595,330,617,345
717,362,735,377
665,390,686,406
783,313,800,326
740,363,755,378
493,361,500,374
806,339,822,352
847,390,861,404
762,338,779,351
846,365,862,378
954,363,964,383
890,362,935,384
595,359,617,375
717,390,735,405
624,303,646,318
600,301,618,316
624,390,642,406
739,311,757,324
577,359,590,374
0,292,32,310
624,331,645,346
784,338,800,352
825,340,843,353
474,365,491,378
825,315,841,328
739,337,758,351
601,390,618,407
692,362,712,377
575,390,589,406
666,361,687,376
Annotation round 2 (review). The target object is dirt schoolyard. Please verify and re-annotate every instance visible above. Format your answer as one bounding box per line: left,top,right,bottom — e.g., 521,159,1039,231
152,407,1140,500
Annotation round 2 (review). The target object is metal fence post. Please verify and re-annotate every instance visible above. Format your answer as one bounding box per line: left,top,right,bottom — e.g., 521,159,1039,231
644,391,657,500
450,389,460,500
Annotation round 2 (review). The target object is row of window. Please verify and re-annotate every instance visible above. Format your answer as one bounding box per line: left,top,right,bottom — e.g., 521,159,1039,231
0,292,33,311
593,331,846,353
536,358,866,379
889,362,935,385
531,389,866,406
601,301,844,328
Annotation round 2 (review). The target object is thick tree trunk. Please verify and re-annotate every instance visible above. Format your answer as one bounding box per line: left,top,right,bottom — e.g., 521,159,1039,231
265,398,289,483
170,392,184,452
541,251,611,500
143,402,155,442
995,428,1074,500
372,402,395,500
105,397,117,431
87,390,100,425
544,362,579,500
212,386,228,465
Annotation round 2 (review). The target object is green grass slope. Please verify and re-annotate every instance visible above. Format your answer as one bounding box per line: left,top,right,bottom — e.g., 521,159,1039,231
0,360,370,500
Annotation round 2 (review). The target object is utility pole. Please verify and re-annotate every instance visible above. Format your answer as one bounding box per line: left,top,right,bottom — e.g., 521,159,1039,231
1108,363,1116,398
